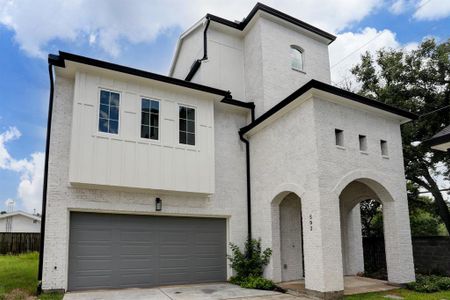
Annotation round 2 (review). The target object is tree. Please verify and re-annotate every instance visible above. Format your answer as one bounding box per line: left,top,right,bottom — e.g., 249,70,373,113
351,38,450,234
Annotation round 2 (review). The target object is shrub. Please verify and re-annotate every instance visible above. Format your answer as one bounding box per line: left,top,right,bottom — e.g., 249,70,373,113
407,275,450,293
227,239,272,278
240,276,276,290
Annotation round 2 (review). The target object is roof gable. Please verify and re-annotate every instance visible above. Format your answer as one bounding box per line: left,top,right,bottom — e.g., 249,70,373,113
240,80,418,136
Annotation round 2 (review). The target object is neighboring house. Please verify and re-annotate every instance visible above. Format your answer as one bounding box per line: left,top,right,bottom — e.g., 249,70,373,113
39,3,417,298
424,124,450,151
0,211,41,233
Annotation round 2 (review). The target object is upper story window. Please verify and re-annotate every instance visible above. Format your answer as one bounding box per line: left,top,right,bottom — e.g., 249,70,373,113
290,45,304,72
335,129,344,147
141,98,159,140
99,90,120,134
359,135,368,152
380,140,388,156
179,105,195,145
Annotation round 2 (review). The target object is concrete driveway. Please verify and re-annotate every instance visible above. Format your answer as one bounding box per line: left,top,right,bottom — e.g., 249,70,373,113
63,283,305,300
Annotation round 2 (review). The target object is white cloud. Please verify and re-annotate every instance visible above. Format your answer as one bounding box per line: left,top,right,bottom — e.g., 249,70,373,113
413,0,450,20
390,0,407,14
0,0,381,58
329,27,403,87
0,127,44,213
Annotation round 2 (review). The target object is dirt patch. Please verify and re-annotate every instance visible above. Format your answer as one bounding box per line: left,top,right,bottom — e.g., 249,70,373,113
3,289,36,300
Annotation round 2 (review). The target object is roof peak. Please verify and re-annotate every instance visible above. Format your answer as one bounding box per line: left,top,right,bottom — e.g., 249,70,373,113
206,2,336,44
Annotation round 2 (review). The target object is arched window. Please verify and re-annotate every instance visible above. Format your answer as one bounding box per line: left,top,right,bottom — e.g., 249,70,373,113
290,45,304,71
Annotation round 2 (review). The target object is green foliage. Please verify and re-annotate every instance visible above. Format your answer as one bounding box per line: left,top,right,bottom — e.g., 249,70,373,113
227,239,272,278
360,199,383,237
407,275,450,293
239,276,276,290
351,38,450,235
0,253,63,300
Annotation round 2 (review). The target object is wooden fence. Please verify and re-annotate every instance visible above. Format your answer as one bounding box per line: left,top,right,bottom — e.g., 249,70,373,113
0,233,40,254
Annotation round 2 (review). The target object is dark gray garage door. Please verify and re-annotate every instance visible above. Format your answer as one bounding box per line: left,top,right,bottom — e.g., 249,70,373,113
68,212,227,291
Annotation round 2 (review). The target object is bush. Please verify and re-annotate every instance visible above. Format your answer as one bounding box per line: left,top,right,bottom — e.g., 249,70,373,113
227,239,272,278
227,239,275,290
407,275,450,293
240,276,276,290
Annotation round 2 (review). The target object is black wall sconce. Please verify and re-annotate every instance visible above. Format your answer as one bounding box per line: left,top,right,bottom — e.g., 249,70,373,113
155,197,162,211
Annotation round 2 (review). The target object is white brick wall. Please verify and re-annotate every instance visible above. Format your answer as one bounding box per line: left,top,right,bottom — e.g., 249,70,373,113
42,76,249,291
248,96,415,293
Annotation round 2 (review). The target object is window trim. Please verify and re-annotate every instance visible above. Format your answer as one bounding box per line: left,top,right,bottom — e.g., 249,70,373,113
177,103,197,147
139,97,161,142
97,88,121,136
290,45,305,73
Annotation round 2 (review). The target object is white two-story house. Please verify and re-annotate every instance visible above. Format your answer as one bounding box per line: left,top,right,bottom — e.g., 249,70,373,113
39,3,416,299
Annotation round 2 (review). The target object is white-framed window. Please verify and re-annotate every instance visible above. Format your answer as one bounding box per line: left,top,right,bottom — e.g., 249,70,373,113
179,105,195,145
290,45,304,71
98,89,120,134
141,98,159,140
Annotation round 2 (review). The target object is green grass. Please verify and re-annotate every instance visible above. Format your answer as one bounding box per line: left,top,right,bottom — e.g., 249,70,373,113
345,288,450,299
0,252,63,300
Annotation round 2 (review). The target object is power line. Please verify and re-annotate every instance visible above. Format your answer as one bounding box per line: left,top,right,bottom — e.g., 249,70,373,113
330,0,434,73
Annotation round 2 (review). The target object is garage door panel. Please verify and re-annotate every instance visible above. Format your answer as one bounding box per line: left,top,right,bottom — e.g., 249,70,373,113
69,213,226,291
70,228,113,242
72,244,114,257
119,245,155,255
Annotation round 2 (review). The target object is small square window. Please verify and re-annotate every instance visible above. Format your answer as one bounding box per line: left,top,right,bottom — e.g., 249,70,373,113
335,129,344,147
380,140,388,156
359,135,367,151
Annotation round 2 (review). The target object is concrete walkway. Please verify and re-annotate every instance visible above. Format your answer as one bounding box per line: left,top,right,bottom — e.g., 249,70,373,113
278,276,398,296
63,283,306,300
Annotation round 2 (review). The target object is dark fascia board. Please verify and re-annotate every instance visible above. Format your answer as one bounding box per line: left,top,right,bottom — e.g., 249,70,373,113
206,2,336,44
423,132,450,148
51,51,231,97
240,79,418,135
221,98,255,109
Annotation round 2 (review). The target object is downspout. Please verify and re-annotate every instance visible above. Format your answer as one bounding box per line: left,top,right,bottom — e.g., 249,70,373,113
37,57,58,293
239,108,255,241
185,16,210,81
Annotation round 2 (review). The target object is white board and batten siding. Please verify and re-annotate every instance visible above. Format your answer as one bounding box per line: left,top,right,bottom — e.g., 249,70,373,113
69,72,215,194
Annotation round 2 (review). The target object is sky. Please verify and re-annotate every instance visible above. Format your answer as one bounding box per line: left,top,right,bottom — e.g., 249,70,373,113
0,0,449,213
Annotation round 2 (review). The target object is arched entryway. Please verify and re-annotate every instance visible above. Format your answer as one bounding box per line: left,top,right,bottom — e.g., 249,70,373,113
271,192,304,282
339,179,390,280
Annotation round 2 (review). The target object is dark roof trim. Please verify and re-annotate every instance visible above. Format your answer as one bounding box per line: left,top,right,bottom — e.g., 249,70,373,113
51,51,231,97
425,133,450,148
240,79,418,135
424,129,450,148
207,2,336,44
221,98,255,109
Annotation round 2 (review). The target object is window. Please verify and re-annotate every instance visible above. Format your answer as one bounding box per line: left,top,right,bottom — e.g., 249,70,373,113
98,90,120,134
380,140,388,156
141,98,159,140
179,106,195,145
290,45,304,71
359,135,368,151
335,129,344,146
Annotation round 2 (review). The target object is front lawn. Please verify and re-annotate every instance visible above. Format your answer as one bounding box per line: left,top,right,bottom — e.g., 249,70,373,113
345,288,450,299
0,252,63,300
